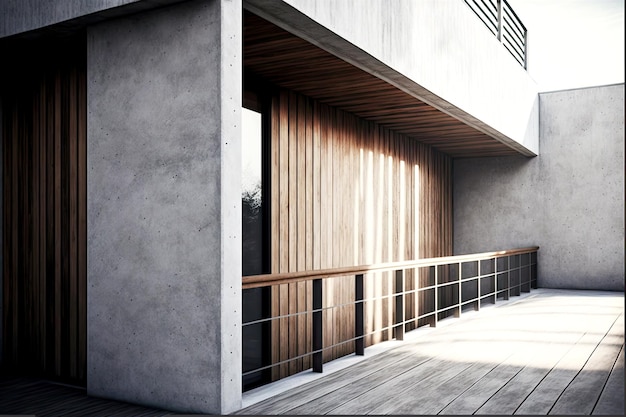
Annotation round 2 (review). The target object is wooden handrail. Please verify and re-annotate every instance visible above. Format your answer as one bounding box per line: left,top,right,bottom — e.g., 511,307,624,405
242,246,539,289
242,246,539,379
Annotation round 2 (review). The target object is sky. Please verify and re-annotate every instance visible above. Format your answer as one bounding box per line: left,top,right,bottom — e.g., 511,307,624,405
509,0,625,92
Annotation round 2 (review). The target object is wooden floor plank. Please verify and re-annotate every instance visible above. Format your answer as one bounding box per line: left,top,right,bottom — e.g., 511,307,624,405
236,347,412,414
367,359,476,414
593,343,625,415
550,314,625,415
389,360,502,415
244,346,443,415
238,289,624,416
361,336,517,415
3,290,622,416
438,358,524,414
476,329,592,414
514,329,616,415
290,355,450,415
325,356,463,415
323,329,518,417
1,384,80,411
0,377,169,416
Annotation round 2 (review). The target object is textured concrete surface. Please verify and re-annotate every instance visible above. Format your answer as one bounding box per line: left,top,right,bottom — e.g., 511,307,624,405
87,0,242,413
0,0,189,38
454,84,624,291
246,0,539,155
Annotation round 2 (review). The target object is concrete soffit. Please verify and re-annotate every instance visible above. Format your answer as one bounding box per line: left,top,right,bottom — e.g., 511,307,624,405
0,0,190,41
244,0,537,157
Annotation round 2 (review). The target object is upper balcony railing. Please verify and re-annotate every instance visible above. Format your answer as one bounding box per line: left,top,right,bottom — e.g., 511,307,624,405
242,247,539,389
464,0,528,69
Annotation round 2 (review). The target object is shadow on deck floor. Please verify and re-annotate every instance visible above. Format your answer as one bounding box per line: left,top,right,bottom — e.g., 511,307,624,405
0,376,215,416
1,289,623,416
236,289,625,415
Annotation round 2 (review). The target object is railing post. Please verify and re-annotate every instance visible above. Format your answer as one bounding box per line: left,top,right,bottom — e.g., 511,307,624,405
394,270,404,341
312,278,323,373
531,250,538,289
522,254,529,293
355,274,364,356
455,262,461,318
431,266,438,328
494,256,499,302
506,256,511,300
476,260,481,312
515,255,521,296
523,29,528,70
496,0,503,42
474,261,480,311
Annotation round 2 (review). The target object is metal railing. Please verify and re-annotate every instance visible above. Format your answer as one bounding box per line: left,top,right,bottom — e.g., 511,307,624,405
464,0,528,69
242,247,538,385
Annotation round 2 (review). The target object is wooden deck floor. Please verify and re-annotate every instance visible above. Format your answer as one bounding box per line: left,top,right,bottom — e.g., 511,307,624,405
236,288,624,415
0,377,173,417
0,289,622,415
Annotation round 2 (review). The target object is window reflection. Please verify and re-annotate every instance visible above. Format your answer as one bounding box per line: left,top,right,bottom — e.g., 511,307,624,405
242,107,263,276
242,106,269,391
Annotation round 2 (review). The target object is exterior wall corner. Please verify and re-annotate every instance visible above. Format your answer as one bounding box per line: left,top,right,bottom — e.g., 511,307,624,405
86,0,242,413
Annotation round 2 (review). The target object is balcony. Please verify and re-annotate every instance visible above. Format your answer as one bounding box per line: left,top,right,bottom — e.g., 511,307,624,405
2,272,622,415
464,0,528,68
238,287,624,415
242,248,540,386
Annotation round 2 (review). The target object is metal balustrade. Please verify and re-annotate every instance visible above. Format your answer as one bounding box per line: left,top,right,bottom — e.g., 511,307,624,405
464,0,528,69
242,247,538,387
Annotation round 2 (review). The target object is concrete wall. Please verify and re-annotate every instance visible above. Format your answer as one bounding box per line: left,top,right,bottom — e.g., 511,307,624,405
87,0,242,413
246,0,539,156
0,0,189,38
454,84,625,291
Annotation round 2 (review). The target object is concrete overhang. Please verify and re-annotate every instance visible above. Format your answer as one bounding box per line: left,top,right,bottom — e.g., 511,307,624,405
0,0,188,40
245,0,538,158
1,0,538,159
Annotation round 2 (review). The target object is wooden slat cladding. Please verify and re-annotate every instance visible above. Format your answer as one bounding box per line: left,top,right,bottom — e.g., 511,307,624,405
1,35,87,385
244,11,521,159
268,87,452,379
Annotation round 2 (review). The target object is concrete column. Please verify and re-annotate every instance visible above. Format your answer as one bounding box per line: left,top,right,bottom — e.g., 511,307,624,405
87,0,242,413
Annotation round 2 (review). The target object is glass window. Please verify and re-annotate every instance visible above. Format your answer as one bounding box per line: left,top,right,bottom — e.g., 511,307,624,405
242,106,270,390
242,107,264,276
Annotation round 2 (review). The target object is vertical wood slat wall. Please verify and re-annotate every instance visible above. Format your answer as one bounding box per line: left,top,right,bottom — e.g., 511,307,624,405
1,36,87,385
269,88,453,379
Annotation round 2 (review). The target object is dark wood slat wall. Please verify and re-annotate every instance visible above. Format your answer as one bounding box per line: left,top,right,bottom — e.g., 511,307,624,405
1,36,87,385
269,88,452,379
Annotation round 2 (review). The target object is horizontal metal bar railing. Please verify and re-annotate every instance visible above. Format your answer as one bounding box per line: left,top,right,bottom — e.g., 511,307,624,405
242,247,539,384
463,0,527,69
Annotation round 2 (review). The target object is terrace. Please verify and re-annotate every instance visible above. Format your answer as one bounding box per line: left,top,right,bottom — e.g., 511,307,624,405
1,288,622,415
237,288,623,415
0,0,622,415
241,248,540,386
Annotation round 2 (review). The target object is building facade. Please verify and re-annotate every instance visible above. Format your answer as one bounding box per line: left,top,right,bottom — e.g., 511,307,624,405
1,0,623,414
